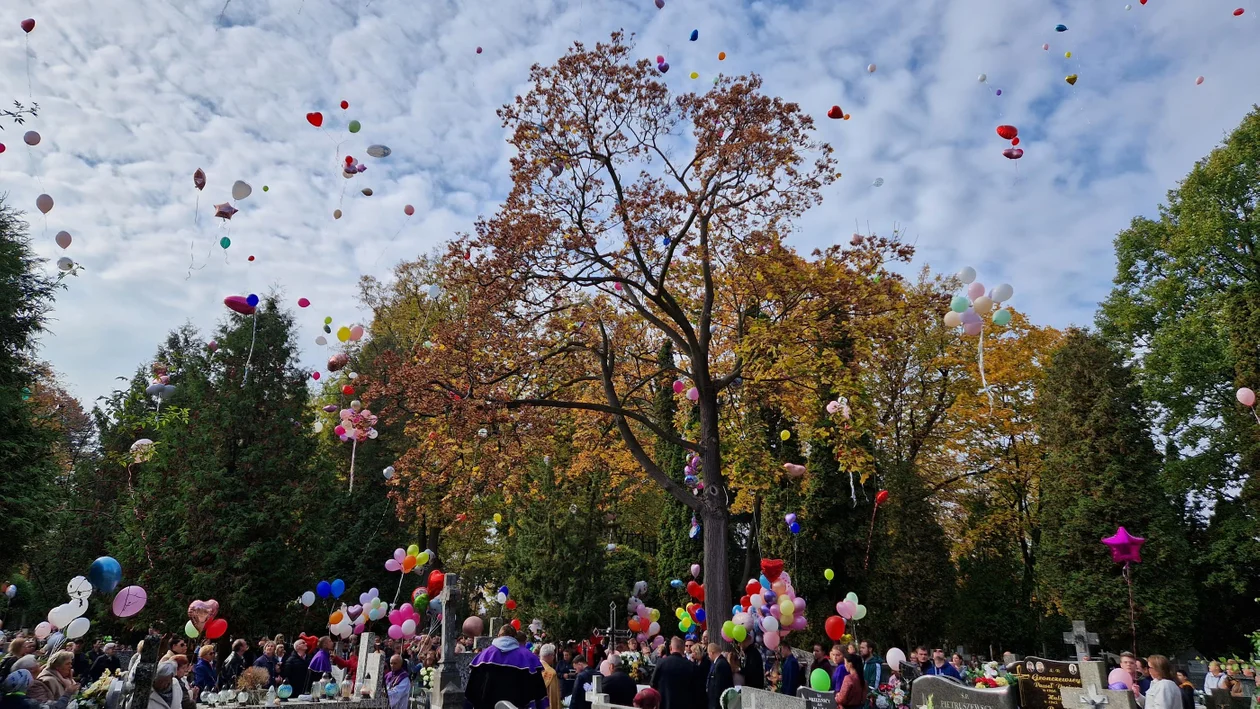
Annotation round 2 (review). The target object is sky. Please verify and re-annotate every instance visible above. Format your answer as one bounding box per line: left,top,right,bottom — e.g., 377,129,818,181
1,0,1257,406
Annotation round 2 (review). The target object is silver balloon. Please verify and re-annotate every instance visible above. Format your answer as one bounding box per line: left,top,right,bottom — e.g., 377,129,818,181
366,145,392,158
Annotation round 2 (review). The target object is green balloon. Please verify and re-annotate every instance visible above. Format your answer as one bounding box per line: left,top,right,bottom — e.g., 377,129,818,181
348,120,361,133
810,668,831,691
262,185,269,192
993,308,1012,326
732,625,747,643
219,236,231,249
824,568,834,581
950,295,970,313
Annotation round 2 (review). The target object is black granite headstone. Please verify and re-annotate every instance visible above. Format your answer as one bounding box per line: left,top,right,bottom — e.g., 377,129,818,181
797,687,836,709
1006,657,1083,709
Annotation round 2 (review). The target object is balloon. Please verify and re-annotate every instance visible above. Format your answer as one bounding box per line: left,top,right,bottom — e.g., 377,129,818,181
876,490,890,506
24,131,40,146
219,236,231,249
824,568,834,581
780,430,791,441
867,63,877,73
993,309,1012,326
854,604,867,620
1196,76,1205,85
1055,24,1068,31
331,579,346,598
401,556,417,573
957,266,977,284
21,18,35,33
1101,526,1146,564
731,625,747,643
944,311,963,327
691,563,701,578
215,203,238,220
687,387,699,402
810,668,832,691
338,326,351,342
317,580,332,598
1234,8,1245,15
35,622,52,639
36,194,53,214
185,620,200,638
827,106,845,120
1239,388,1256,407
88,556,123,593
1108,668,1134,690
1065,74,1078,86
404,205,415,216
977,74,987,83
428,570,445,596
950,295,970,313
825,615,846,640
206,618,228,640
387,625,403,640
113,585,148,617
348,120,362,133
307,112,323,127
66,617,90,639
383,466,396,479
231,181,252,201
972,296,993,313
991,283,1014,302
764,630,780,650
511,619,521,630
401,619,416,636
886,648,906,671
224,296,255,315
996,125,1018,140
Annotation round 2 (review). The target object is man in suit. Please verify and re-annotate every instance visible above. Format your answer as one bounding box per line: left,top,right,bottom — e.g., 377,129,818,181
739,636,765,690
706,644,733,709
568,657,596,709
650,638,695,709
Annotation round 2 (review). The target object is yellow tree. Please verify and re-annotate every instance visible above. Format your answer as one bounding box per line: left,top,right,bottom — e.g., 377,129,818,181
384,32,914,642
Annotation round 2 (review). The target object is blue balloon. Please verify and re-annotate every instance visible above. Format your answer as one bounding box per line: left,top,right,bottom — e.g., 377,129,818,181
429,599,442,610
316,580,331,598
689,29,698,41
498,585,509,595
247,294,260,307
88,556,122,594
694,608,706,623
732,605,742,615
789,522,801,534
1054,24,1068,32
759,574,770,589
670,579,683,589
330,579,345,598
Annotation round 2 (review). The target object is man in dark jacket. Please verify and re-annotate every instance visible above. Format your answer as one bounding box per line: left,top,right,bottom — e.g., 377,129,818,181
221,640,249,691
281,640,312,696
650,638,696,709
705,644,733,709
569,657,595,709
602,656,638,707
69,643,91,683
87,643,121,682
740,636,765,690
465,626,548,709
778,640,802,697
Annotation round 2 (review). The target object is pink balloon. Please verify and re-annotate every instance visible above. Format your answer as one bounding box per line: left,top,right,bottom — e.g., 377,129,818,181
690,564,701,578
963,321,983,336
673,380,685,393
791,615,807,630
967,282,985,299
686,387,699,402
387,624,404,640
793,597,806,611
1238,387,1256,407
1108,668,1133,690
112,586,148,617
385,559,401,572
394,548,406,562
763,630,780,650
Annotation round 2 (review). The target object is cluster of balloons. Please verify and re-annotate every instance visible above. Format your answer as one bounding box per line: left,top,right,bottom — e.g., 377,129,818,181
387,602,424,640
728,559,804,651
784,512,802,535
943,267,1015,334
145,362,176,401
317,579,347,599
362,588,388,621
224,294,260,316
385,545,432,573
825,397,851,420
328,602,361,639
335,402,379,443
674,601,706,636
681,452,704,490
39,576,93,643
826,591,868,641
1,583,16,600
186,599,227,640
996,125,1023,160
494,584,515,608
673,379,701,403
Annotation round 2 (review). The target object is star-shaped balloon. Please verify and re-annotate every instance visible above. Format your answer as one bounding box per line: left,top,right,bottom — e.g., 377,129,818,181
1101,526,1145,564
215,202,238,220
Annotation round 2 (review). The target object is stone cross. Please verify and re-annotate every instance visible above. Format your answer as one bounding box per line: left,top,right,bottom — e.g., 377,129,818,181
125,633,163,709
1062,621,1100,661
431,573,465,709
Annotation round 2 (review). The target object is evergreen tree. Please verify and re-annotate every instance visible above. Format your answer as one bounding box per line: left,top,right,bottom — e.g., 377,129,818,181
652,342,699,592
0,201,61,576
1035,329,1196,653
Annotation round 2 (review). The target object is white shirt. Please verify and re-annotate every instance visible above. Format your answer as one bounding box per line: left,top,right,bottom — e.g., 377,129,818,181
1204,673,1227,691
1137,678,1182,709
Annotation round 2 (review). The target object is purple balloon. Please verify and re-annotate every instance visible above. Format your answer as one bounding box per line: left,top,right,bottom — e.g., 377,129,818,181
960,308,982,325
654,0,664,7
112,586,148,618
785,513,797,525
963,321,983,336
996,89,1002,96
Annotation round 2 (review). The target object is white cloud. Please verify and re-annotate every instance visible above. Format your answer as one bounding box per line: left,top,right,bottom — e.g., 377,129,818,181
2,0,1257,403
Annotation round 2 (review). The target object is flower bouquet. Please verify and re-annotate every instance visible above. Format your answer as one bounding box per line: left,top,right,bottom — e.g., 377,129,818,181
76,669,122,709
418,667,436,690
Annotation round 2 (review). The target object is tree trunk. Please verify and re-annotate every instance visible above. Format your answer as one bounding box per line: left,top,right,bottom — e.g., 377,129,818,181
702,496,732,650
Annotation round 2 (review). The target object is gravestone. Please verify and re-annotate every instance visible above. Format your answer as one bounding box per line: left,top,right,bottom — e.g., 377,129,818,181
1007,657,1084,709
1062,622,1100,662
360,651,384,699
797,686,836,709
732,686,805,709
355,632,376,692
430,573,465,709
1061,683,1137,709
910,675,1018,709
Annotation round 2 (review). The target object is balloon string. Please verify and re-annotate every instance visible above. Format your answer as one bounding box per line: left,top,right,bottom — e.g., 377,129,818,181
863,505,879,571
26,36,32,97
241,312,258,388
848,471,856,508
978,326,994,412
391,572,405,609
349,438,358,492
1251,408,1260,426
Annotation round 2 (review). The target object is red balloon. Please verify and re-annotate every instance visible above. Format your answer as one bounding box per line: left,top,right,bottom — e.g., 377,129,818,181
1234,8,1245,15
996,125,1018,140
740,595,751,608
505,599,517,610
206,618,228,640
511,618,521,630
306,112,324,128
427,570,445,596
745,580,761,596
312,372,321,380
827,105,844,120
223,295,256,315
404,204,415,216
340,100,350,109
875,489,890,506
298,297,311,308
760,558,784,582
824,615,846,641
1011,137,1020,146
342,385,355,395
20,19,35,33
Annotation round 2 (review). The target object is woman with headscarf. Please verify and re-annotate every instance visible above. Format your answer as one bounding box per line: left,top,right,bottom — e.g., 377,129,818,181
149,662,183,709
384,655,411,709
3,669,69,709
29,651,78,704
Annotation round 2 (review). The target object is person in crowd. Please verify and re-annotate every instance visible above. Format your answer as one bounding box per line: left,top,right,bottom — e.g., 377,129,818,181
221,639,249,691
692,642,711,708
307,637,333,677
170,655,195,709
1135,656,1179,709
602,654,638,707
569,656,595,709
29,651,78,704
706,644,734,709
4,668,67,709
634,687,661,709
951,654,966,675
739,634,765,690
162,638,189,664
860,641,882,689
923,649,962,680
67,643,90,684
252,641,279,686
811,644,835,678
1174,670,1196,709
837,654,869,709
384,654,410,709
557,646,576,697
830,644,849,690
539,644,563,709
89,643,121,682
1135,658,1152,694
149,661,183,709
778,640,802,697
912,647,930,671
273,635,288,662
1120,653,1138,686
0,639,30,680
1204,664,1224,695
282,640,311,696
193,646,217,696
465,624,547,709
650,637,696,709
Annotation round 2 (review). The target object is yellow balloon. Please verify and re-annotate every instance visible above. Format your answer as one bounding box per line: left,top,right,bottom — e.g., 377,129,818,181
675,608,686,619
418,551,430,565
650,608,660,622
493,513,502,524
337,326,351,342
690,72,699,79
1064,51,1072,58
780,430,791,441
407,544,420,556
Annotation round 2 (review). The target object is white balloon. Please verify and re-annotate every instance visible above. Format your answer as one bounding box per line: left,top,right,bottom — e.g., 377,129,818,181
66,617,90,639
957,266,977,284
231,181,253,201
943,311,963,327
49,604,72,629
67,597,89,620
886,647,906,671
301,591,316,607
383,466,395,479
35,622,53,639
866,63,876,73
762,616,779,633
977,73,987,83
401,619,416,636
367,429,379,439
348,372,359,379
972,296,993,313
313,421,324,433
315,336,328,346
427,285,441,299
991,283,1014,302
67,576,92,599
57,257,74,272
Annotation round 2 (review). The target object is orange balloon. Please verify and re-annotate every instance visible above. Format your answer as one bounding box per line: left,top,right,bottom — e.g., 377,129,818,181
330,611,344,625
718,52,726,60
628,618,642,632
402,556,417,573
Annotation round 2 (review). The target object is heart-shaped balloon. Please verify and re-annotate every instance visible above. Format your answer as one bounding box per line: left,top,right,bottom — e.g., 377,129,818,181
306,112,323,128
427,570,445,596
188,600,219,632
347,605,363,620
827,106,843,120
300,634,319,649
760,558,785,582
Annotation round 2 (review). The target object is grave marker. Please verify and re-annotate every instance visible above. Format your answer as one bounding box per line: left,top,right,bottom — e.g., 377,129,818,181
1007,657,1084,709
797,686,836,709
1062,622,1100,662
431,573,466,709
910,675,1018,709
